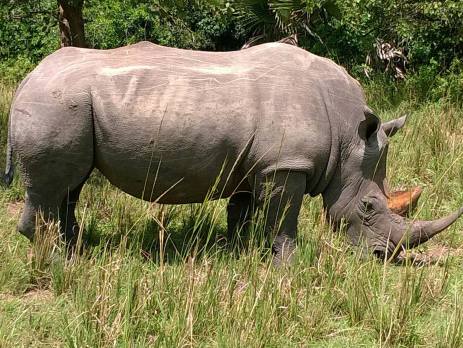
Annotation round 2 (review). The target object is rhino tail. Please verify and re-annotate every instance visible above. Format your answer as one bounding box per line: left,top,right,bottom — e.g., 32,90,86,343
3,95,15,187
3,130,14,187
2,77,28,187
2,73,34,187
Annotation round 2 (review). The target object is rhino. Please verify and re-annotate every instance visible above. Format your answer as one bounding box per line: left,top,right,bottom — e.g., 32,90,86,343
4,42,462,262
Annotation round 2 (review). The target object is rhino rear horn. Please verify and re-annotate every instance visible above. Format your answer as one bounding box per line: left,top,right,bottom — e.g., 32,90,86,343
387,186,422,216
382,115,407,137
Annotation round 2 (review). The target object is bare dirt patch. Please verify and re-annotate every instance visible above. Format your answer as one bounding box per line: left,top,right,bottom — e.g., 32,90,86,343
400,245,463,265
0,289,54,305
6,201,23,218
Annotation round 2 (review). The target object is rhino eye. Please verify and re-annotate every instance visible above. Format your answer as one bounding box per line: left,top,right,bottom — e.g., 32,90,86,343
360,197,377,214
359,193,389,219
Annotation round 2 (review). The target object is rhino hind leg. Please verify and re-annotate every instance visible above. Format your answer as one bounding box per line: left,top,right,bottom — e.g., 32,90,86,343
227,190,254,246
18,192,43,240
16,152,93,244
18,190,63,241
59,178,88,246
18,175,89,245
255,171,306,265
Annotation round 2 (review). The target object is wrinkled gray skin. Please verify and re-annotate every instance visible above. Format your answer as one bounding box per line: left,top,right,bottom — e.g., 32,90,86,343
5,42,462,262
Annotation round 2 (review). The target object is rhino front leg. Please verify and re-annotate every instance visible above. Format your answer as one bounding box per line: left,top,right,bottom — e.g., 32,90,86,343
227,190,254,245
255,171,306,265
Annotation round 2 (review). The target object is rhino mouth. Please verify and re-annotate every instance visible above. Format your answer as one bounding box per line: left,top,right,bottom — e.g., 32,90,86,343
371,239,402,261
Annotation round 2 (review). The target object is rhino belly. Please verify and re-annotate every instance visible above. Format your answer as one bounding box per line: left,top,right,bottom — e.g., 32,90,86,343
96,148,243,204
93,123,245,204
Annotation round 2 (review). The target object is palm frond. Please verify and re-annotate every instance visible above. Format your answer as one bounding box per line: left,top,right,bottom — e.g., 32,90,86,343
233,0,331,42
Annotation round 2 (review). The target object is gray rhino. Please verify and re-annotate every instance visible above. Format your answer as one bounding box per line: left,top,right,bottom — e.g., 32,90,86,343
4,42,462,262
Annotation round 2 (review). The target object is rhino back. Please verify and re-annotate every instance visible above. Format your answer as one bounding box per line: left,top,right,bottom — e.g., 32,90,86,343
15,42,366,202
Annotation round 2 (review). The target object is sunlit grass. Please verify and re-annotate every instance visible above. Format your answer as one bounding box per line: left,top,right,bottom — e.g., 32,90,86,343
0,79,462,346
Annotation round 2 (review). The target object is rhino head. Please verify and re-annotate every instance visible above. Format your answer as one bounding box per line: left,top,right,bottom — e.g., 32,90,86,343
323,110,462,260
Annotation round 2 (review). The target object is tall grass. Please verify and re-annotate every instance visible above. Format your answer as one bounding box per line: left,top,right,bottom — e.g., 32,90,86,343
0,77,462,347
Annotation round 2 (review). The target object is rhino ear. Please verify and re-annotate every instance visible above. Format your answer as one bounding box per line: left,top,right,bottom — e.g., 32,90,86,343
382,115,407,137
359,109,381,142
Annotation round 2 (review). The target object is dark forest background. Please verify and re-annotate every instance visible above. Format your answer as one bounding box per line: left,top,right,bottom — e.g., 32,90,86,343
1,0,462,106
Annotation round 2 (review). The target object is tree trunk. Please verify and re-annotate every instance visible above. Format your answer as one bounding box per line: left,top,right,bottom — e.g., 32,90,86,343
58,0,86,48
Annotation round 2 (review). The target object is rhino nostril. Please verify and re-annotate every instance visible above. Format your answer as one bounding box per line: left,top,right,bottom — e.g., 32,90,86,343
373,249,386,261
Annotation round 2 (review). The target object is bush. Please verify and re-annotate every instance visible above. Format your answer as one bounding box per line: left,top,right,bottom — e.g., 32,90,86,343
431,59,463,107
0,56,36,83
84,0,241,50
327,0,463,73
0,0,58,81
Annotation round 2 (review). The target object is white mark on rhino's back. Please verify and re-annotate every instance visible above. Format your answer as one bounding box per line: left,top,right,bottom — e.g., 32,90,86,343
100,65,155,76
190,65,252,75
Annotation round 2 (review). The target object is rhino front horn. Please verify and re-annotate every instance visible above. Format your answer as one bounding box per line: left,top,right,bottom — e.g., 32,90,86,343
401,206,463,249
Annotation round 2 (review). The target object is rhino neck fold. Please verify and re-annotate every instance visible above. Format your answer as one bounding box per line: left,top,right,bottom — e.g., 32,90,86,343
309,88,340,197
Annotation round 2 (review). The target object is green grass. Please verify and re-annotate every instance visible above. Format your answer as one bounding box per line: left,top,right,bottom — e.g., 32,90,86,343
0,79,462,347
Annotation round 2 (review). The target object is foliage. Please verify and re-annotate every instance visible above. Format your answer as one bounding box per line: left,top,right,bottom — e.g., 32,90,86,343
330,0,463,71
230,0,339,44
84,0,242,50
230,0,463,78
430,59,463,107
0,0,57,80
362,58,463,111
